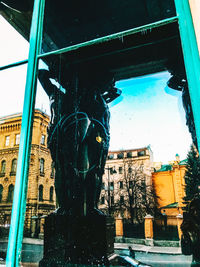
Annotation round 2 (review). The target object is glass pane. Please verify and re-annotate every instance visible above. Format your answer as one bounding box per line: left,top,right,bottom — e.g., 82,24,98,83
109,71,191,160
100,70,193,265
1,2,197,266
41,0,176,53
36,31,195,265
0,16,29,67
0,14,48,265
0,16,29,263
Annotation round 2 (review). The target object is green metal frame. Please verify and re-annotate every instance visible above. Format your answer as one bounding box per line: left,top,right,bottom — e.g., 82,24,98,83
0,16,178,71
6,0,45,266
1,0,200,266
174,0,200,151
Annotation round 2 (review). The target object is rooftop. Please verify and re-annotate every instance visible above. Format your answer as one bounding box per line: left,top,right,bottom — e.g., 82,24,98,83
161,202,178,209
0,109,49,123
155,159,187,172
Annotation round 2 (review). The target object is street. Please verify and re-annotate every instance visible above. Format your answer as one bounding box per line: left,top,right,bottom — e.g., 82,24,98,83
115,249,192,267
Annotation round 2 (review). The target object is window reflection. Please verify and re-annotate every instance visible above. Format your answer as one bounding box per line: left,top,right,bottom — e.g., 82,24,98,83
39,185,43,202
10,159,17,175
0,160,6,176
7,184,14,203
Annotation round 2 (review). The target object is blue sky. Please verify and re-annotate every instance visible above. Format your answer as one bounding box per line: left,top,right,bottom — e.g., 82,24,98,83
0,15,192,163
110,72,192,162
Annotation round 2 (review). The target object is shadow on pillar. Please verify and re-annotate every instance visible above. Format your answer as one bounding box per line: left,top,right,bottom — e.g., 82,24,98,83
39,213,115,266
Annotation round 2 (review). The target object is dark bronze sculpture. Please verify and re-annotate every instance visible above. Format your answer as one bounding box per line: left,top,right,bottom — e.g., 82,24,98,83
0,0,32,12
167,64,198,149
38,64,121,217
181,197,200,266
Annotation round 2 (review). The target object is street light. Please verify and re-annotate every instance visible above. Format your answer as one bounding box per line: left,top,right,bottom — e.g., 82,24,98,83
198,185,200,196
104,166,117,215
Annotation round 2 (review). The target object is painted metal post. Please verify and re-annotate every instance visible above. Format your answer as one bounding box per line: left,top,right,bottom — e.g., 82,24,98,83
174,0,200,151
6,0,45,266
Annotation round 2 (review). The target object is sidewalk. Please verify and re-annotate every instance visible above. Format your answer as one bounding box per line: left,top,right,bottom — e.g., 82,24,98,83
114,242,182,255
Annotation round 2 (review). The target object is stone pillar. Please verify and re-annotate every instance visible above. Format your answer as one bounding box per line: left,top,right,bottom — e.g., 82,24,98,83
115,216,123,237
39,214,115,266
144,215,154,246
38,217,45,239
176,214,183,240
31,218,36,238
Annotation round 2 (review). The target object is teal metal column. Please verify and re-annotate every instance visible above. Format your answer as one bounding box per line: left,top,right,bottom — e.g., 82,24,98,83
6,0,45,266
174,0,200,151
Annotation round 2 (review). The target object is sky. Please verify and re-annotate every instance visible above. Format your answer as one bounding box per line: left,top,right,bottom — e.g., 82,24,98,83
0,15,192,164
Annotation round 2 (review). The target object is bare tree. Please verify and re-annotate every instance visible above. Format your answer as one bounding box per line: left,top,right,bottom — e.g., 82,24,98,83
98,153,159,222
99,166,118,216
115,158,158,224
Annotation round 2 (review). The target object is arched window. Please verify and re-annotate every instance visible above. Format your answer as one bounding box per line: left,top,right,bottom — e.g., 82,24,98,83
50,162,55,178
49,186,54,202
7,184,14,203
0,160,6,176
0,185,3,202
40,158,45,176
39,185,43,201
11,159,17,175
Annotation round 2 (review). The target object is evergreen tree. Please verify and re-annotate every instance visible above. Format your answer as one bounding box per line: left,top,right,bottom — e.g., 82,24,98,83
184,145,200,201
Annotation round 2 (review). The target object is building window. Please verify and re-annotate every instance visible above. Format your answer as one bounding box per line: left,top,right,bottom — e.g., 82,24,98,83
50,162,55,178
39,185,43,201
109,167,117,175
0,185,3,202
117,153,124,159
15,134,20,145
129,181,133,188
41,135,45,145
40,158,45,176
101,196,105,204
7,184,14,203
4,214,11,227
10,159,17,175
109,182,114,191
5,136,10,146
127,152,132,158
0,160,6,176
138,150,145,157
119,181,123,189
49,186,54,202
110,167,113,175
119,167,123,174
102,182,105,190
128,167,132,173
108,154,114,160
120,196,124,204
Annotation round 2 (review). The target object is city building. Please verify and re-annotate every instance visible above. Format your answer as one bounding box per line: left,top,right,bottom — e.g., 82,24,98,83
0,109,56,237
99,146,154,221
152,154,187,226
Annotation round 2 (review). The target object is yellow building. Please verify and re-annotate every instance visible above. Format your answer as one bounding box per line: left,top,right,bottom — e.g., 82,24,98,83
152,155,187,226
0,109,56,237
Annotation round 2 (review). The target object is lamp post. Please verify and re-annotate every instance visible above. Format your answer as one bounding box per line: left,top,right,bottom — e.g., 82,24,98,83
198,185,200,197
104,166,117,215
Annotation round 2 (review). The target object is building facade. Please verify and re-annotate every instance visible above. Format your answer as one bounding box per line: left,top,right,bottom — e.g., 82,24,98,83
152,155,187,226
0,109,56,236
99,146,154,222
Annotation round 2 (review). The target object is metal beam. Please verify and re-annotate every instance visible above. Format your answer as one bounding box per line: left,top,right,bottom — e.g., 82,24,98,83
174,0,200,151
0,16,178,72
6,0,45,266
